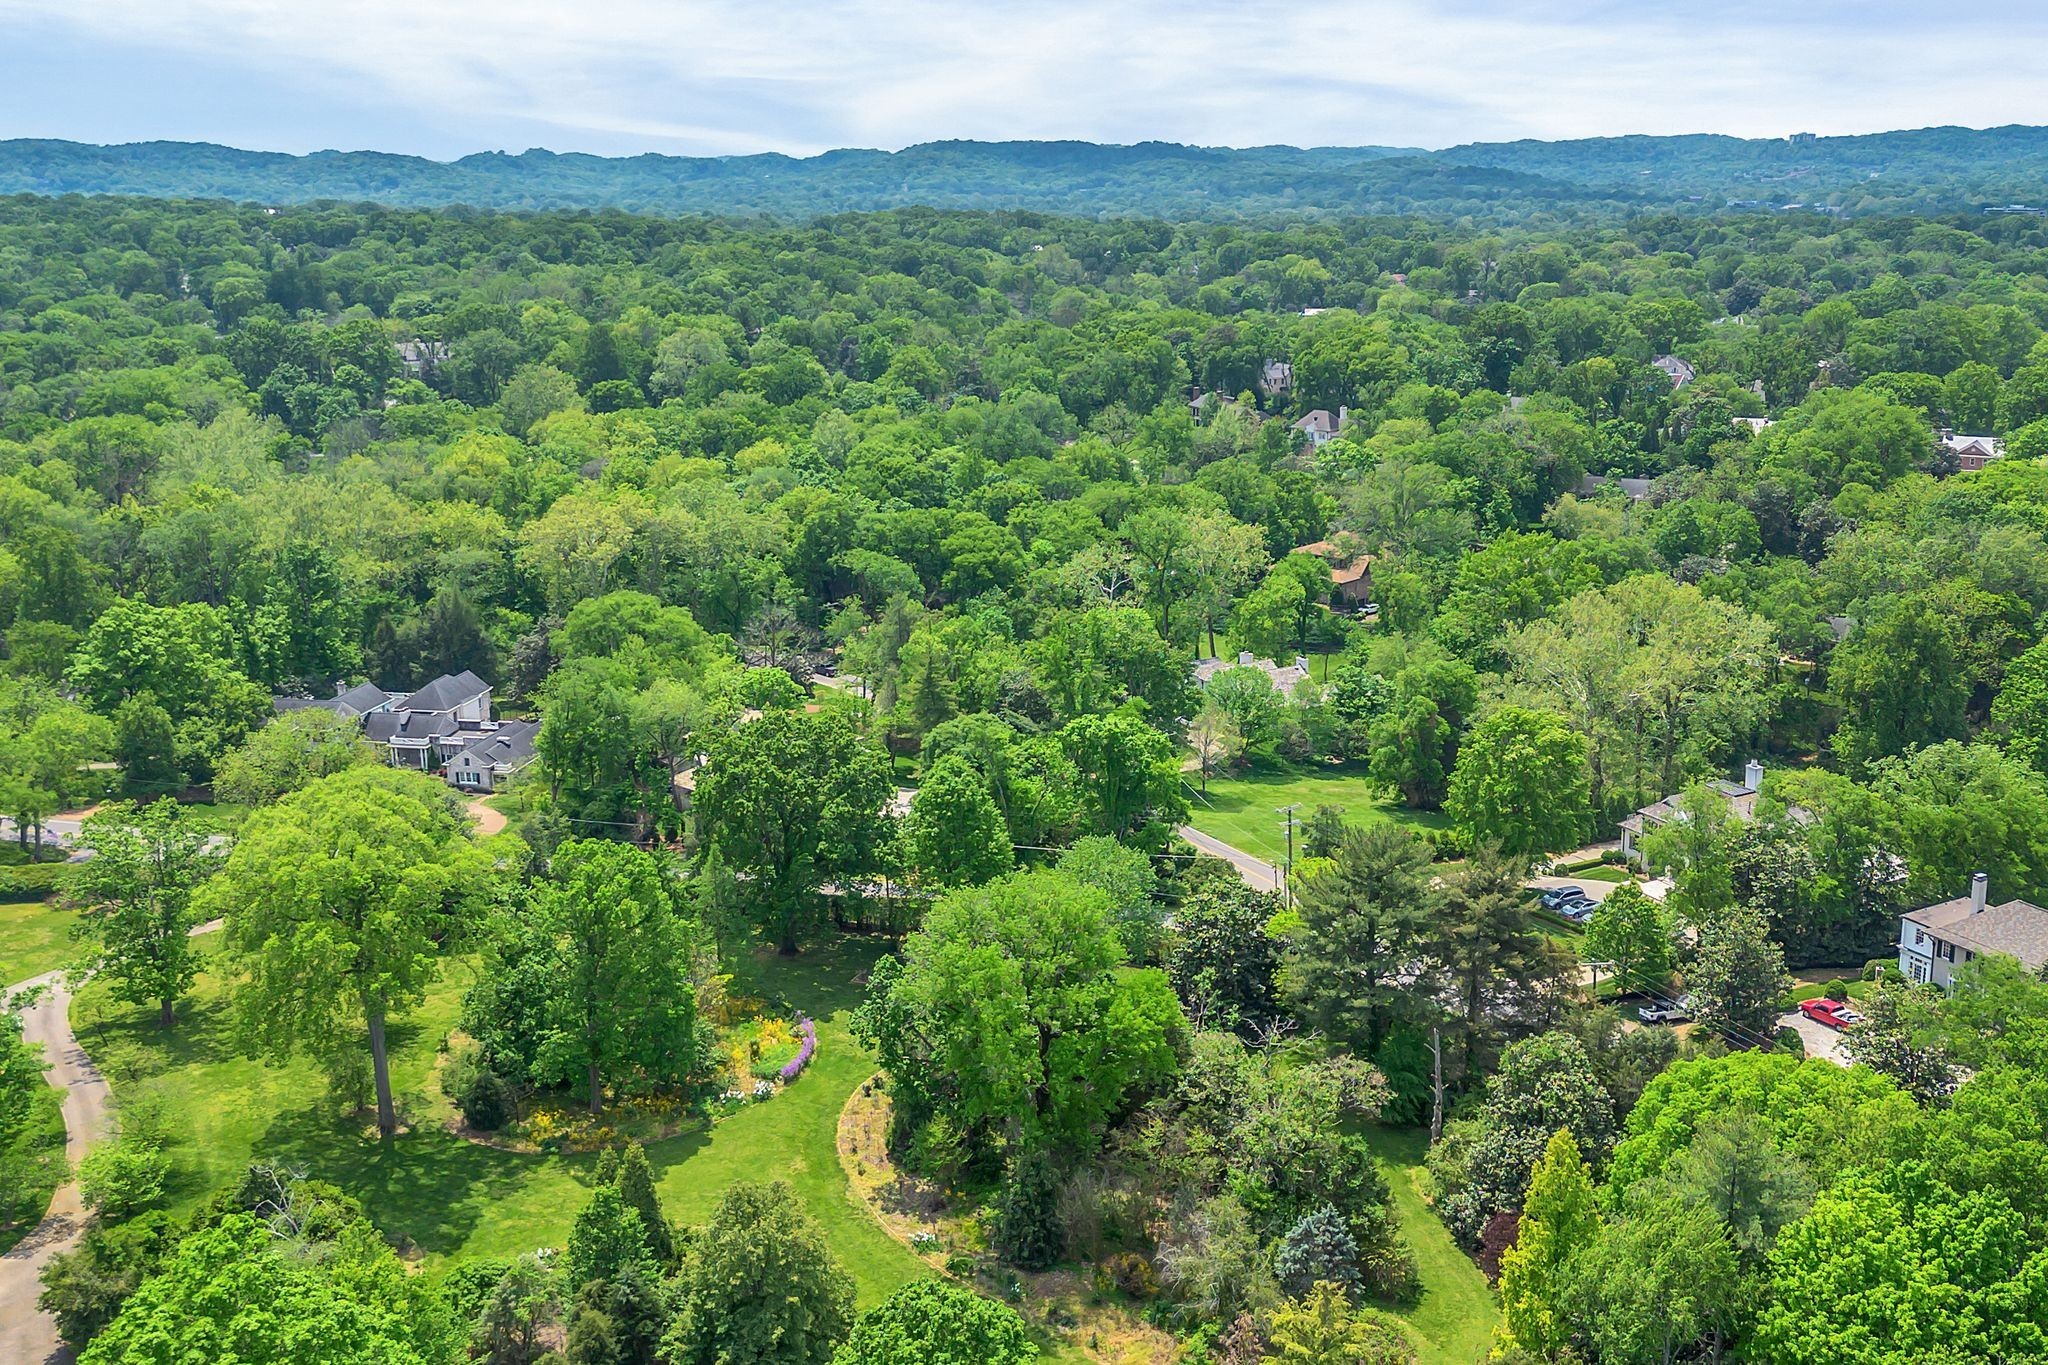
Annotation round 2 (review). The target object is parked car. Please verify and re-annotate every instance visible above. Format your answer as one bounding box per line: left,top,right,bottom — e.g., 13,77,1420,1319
1638,995,1693,1024
1539,885,1585,909
1555,896,1597,922
1798,997,1862,1030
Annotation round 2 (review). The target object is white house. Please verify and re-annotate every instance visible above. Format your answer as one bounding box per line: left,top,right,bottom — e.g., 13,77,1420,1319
1620,760,1767,864
1898,873,2048,989
1292,406,1348,449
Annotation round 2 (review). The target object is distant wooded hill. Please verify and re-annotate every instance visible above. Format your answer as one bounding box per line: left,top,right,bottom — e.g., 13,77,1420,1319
5,126,2048,221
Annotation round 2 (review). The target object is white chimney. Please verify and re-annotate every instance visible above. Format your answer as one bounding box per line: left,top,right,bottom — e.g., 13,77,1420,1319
1337,404,1349,427
1971,872,1989,915
1743,758,1765,791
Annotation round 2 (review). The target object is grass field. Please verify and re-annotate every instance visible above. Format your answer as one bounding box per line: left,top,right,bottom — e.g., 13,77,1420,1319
0,898,77,985
0,1082,67,1254
1184,758,1449,866
72,932,926,1305
1366,1126,1498,1365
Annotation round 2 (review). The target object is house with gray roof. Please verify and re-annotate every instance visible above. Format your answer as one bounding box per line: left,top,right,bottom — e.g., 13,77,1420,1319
1193,651,1313,696
1898,873,2048,989
442,719,540,793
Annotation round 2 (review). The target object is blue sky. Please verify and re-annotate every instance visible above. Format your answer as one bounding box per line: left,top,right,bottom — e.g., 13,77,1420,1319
1,1,2043,159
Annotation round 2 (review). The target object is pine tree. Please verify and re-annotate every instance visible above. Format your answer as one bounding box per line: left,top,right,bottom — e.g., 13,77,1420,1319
615,1141,675,1266
1274,1205,1361,1297
1496,1129,1601,1359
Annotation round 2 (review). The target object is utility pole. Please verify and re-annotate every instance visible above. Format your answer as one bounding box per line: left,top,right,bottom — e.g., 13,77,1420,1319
1277,804,1299,907
1429,1025,1446,1142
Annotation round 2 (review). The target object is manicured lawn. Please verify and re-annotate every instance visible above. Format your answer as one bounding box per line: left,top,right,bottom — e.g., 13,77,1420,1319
72,932,925,1305
0,1082,68,1254
1185,759,1448,866
1366,1126,1498,1365
0,898,78,985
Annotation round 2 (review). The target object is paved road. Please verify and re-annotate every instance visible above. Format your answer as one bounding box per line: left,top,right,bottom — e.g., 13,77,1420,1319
1177,825,1282,892
0,972,110,1364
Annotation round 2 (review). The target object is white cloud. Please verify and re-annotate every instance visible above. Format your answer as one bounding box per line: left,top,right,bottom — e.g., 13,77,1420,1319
1,0,2044,156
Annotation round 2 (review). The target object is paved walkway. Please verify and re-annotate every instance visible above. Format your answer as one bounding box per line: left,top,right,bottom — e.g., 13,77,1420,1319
0,972,109,1364
1177,825,1282,892
0,917,224,1360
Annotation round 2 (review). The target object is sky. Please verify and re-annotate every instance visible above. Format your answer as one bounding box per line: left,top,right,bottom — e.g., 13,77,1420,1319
1,1,2044,161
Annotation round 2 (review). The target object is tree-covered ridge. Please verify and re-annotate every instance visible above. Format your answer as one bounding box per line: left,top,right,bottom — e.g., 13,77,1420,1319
10,123,2048,221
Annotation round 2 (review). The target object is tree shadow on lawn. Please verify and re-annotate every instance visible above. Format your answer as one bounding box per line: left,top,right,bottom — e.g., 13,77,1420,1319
255,1099,590,1259
728,933,892,1019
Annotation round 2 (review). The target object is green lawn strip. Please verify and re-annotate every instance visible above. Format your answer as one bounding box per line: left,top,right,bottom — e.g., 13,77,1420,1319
1573,865,1627,883
1365,1125,1498,1365
1779,964,1876,1010
1185,759,1448,865
0,1081,68,1254
71,931,925,1306
0,898,79,985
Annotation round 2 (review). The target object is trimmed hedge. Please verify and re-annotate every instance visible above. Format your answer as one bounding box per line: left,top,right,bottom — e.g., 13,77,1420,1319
0,862,69,903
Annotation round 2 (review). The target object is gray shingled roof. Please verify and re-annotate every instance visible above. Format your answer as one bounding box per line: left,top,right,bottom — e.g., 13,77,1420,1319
467,719,539,769
396,671,489,714
365,710,462,744
1911,899,2048,971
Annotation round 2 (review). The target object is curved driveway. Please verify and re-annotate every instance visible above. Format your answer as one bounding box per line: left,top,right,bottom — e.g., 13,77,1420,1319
0,972,110,1364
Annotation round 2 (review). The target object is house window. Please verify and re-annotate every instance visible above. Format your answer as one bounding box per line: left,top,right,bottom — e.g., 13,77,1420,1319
1911,959,1929,984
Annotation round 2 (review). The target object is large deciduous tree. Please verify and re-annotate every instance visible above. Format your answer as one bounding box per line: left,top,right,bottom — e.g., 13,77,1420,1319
853,869,1186,1154
70,800,222,1028
1445,706,1590,857
204,767,492,1137
531,838,701,1113
693,709,892,954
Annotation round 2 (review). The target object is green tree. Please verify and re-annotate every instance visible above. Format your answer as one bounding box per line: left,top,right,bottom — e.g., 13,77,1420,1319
1561,1195,1738,1365
665,1181,855,1365
1261,1280,1414,1364
1993,633,2048,775
854,870,1185,1153
693,710,893,953
566,1183,652,1291
1056,710,1188,842
78,1215,462,1365
1753,1167,2048,1365
76,1139,170,1219
1431,847,1562,1075
1496,1129,1602,1361
1167,879,1284,1034
70,800,221,1028
904,756,1012,888
203,767,492,1137
1055,834,1163,963
1829,593,1971,771
1578,880,1675,996
1660,1109,1815,1266
532,839,701,1113
1687,907,1790,1047
1283,824,1435,1052
833,1279,1037,1365
212,707,375,806
1445,706,1589,856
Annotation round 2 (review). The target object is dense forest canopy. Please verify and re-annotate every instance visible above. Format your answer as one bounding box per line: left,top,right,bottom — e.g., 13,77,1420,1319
9,123,2048,221
8,182,2048,1365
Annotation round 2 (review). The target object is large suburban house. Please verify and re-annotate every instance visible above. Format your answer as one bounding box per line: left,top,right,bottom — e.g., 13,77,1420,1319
1620,760,1768,864
1651,354,1697,388
275,670,538,791
1898,874,2048,988
1293,539,1374,609
1292,406,1348,448
1193,651,1312,695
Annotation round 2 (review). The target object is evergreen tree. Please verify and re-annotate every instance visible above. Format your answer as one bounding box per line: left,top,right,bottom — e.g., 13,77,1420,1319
1496,1129,1601,1360
1274,1205,1362,1298
614,1142,674,1267
665,1182,854,1365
